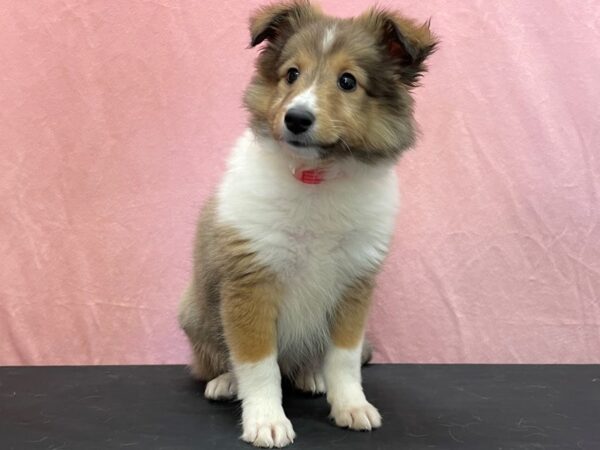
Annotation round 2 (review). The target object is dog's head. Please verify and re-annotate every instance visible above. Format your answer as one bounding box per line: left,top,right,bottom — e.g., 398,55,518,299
244,0,437,163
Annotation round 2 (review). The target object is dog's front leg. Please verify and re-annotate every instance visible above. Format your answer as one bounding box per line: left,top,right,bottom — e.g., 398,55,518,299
324,278,382,430
221,280,295,448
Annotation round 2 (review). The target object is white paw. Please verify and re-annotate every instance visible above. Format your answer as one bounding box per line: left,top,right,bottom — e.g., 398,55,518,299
241,405,295,448
241,418,295,448
330,402,382,431
294,369,326,395
204,372,237,401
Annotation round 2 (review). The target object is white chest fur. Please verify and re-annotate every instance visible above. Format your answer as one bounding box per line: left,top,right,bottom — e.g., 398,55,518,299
216,131,399,363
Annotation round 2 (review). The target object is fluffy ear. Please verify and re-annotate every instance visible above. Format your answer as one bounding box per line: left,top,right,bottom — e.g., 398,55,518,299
249,0,319,47
360,8,438,86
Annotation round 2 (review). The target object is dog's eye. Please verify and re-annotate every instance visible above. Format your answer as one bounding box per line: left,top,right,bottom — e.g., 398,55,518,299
338,73,357,92
286,68,300,84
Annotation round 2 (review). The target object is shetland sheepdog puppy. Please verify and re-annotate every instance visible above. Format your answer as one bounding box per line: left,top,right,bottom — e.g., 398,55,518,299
179,1,437,447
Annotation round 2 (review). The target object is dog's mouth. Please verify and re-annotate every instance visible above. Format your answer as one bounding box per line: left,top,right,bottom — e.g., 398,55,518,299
285,139,338,150
287,139,308,148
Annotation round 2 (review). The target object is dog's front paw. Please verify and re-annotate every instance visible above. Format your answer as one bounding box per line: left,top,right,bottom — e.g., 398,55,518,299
241,418,295,448
204,372,237,401
241,404,295,448
293,369,326,395
330,402,381,431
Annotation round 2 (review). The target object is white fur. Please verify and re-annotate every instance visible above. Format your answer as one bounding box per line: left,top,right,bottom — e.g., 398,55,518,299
287,84,317,113
217,129,399,366
323,341,382,430
281,141,321,160
235,355,295,447
204,372,237,400
322,26,337,52
294,367,326,394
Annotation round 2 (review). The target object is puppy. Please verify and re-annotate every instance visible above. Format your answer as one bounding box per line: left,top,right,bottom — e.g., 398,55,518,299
179,1,437,447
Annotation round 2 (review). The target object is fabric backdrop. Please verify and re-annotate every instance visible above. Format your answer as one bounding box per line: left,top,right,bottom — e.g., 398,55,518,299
1,0,599,365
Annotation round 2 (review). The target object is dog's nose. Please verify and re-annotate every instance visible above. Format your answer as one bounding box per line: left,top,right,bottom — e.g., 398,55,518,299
284,108,315,135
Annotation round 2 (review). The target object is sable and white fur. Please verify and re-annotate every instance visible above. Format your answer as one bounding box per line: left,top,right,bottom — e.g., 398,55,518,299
219,132,397,365
179,1,437,447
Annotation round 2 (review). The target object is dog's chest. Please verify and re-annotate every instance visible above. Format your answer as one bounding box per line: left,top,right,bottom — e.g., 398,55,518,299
217,133,399,358
266,206,386,358
223,182,396,358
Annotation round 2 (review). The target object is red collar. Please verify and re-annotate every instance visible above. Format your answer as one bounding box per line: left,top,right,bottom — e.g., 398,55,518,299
291,162,343,185
293,168,326,184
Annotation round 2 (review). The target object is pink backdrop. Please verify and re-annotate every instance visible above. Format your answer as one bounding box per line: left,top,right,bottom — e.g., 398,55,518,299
1,0,599,365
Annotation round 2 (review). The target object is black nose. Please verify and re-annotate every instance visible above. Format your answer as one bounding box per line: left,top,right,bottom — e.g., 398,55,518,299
284,108,315,135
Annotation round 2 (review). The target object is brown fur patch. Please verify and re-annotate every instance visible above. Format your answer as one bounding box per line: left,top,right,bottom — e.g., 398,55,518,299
330,277,375,349
249,0,321,49
357,8,438,87
179,281,229,380
221,278,281,363
178,196,282,375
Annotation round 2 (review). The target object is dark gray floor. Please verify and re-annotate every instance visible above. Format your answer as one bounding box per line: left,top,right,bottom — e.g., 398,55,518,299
1,364,599,449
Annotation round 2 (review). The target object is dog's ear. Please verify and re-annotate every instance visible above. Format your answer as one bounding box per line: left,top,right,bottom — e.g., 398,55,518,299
249,1,320,47
359,8,438,86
